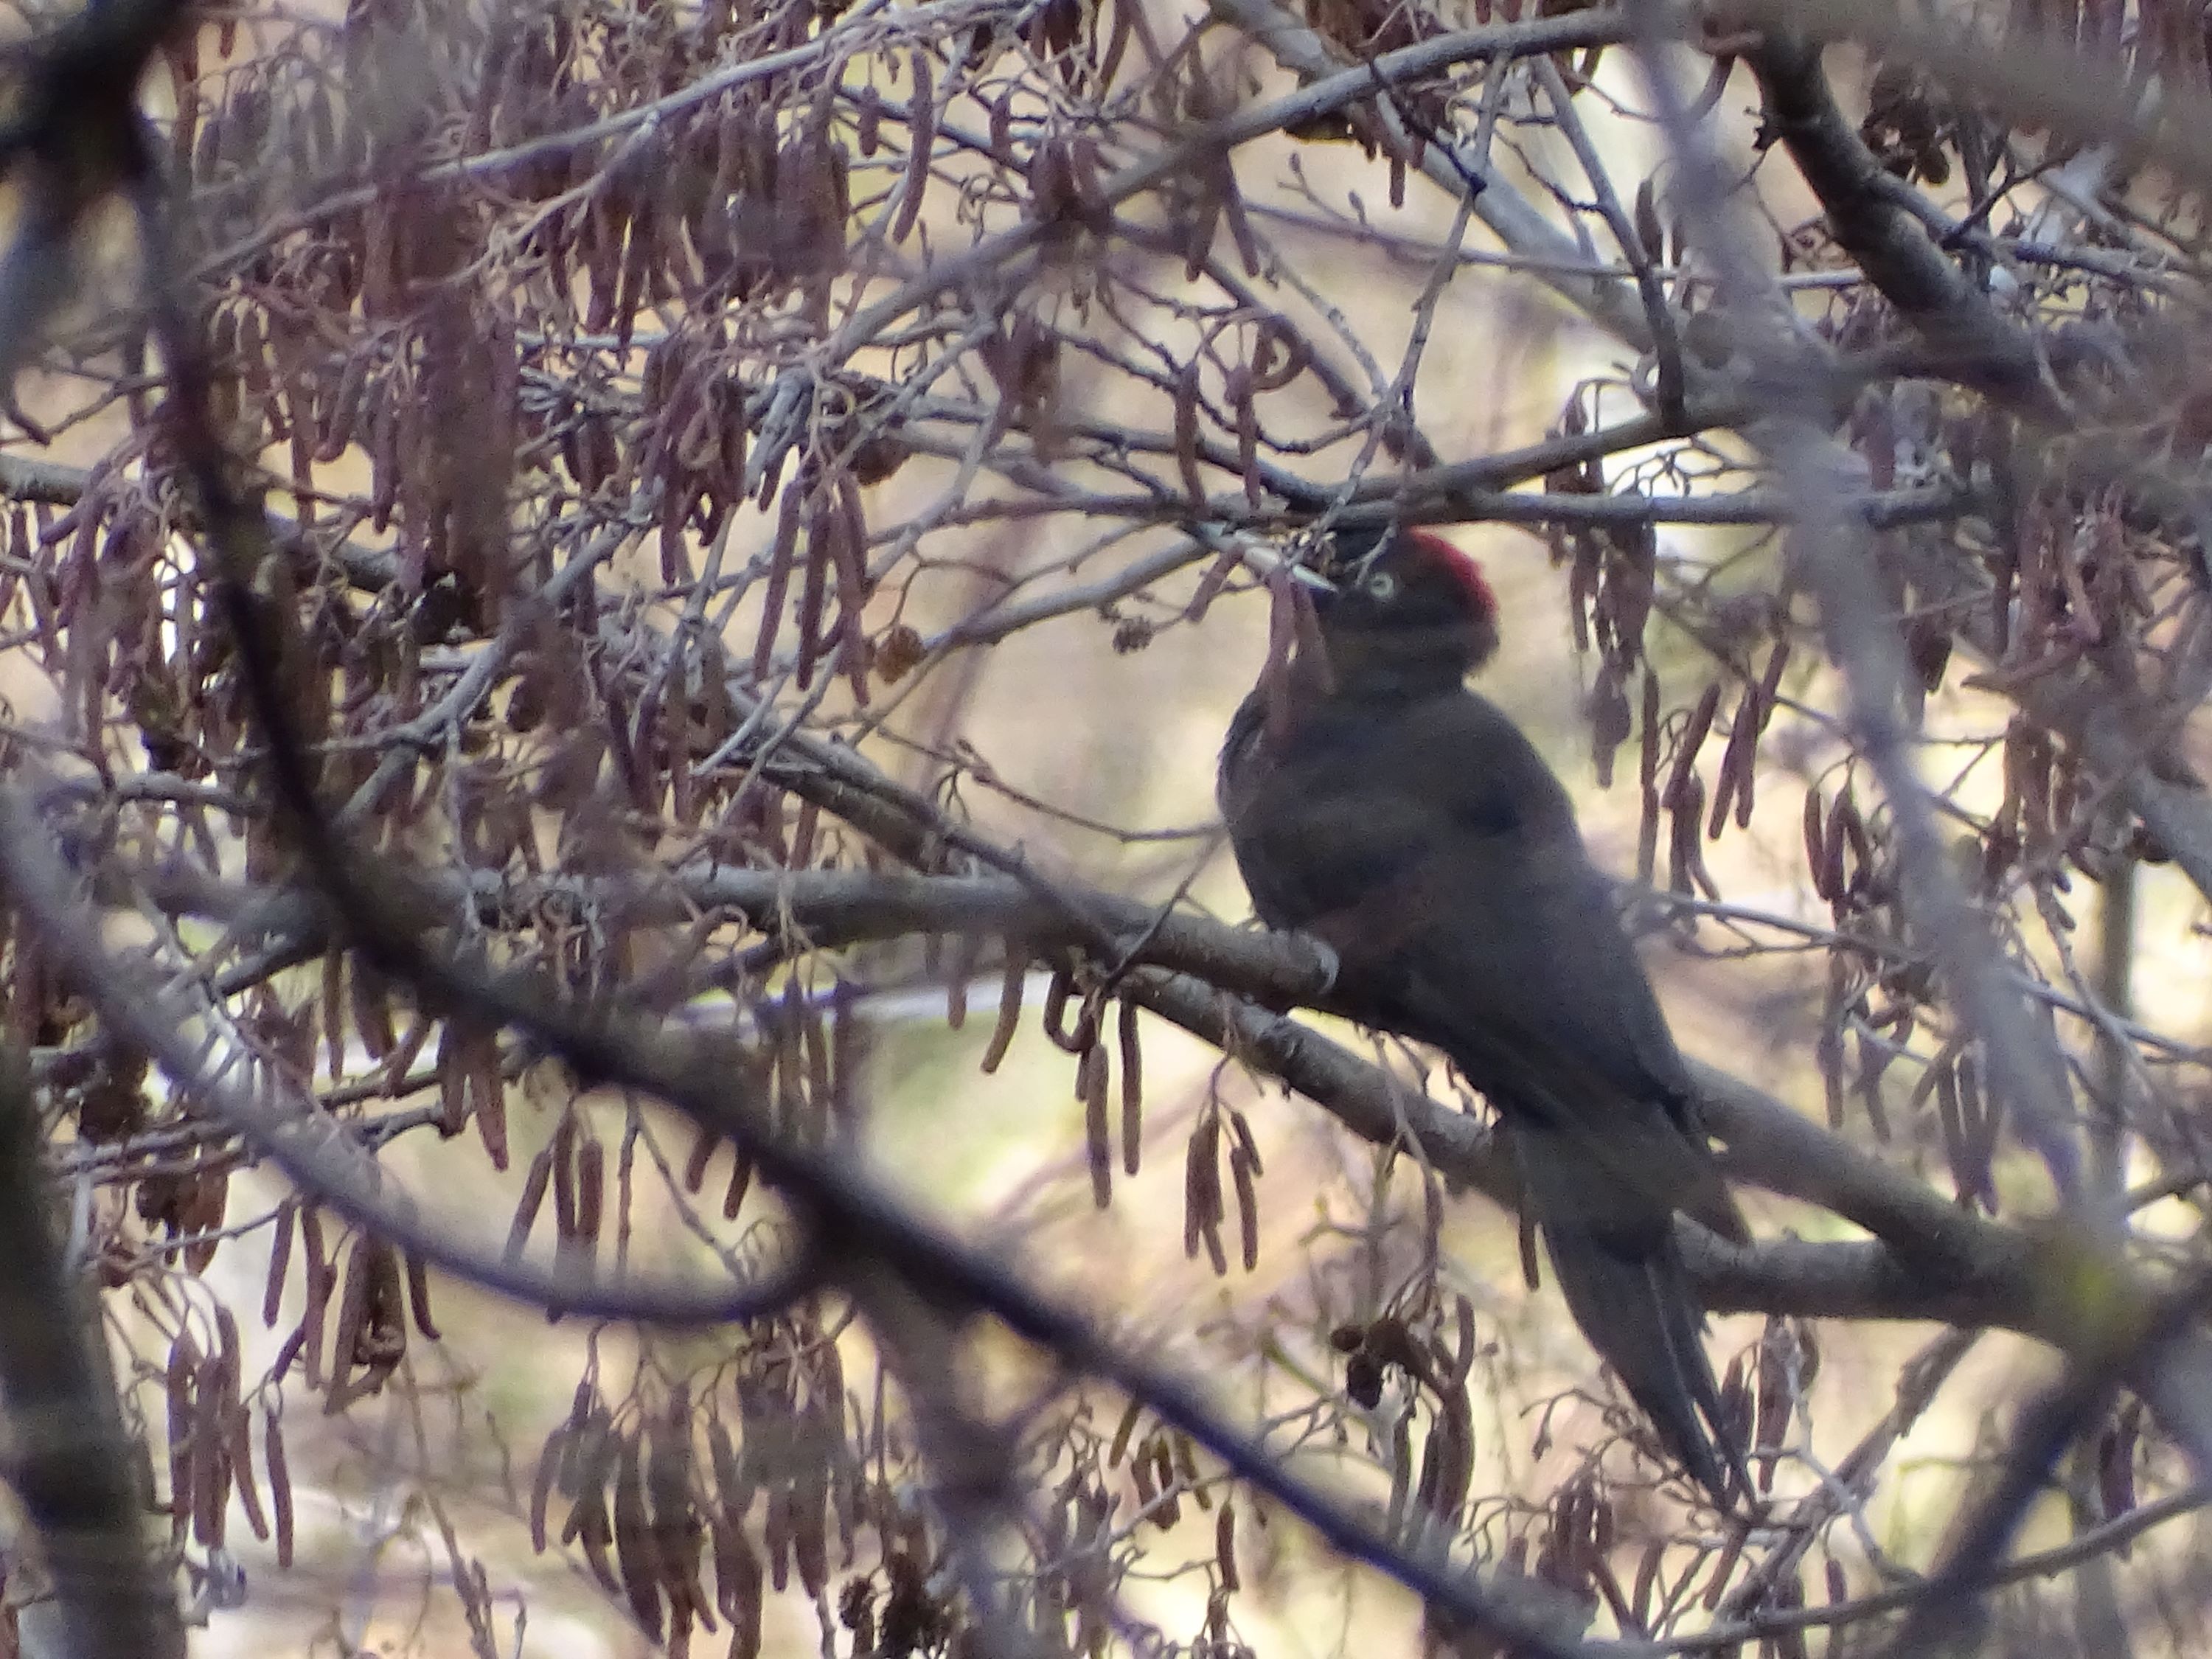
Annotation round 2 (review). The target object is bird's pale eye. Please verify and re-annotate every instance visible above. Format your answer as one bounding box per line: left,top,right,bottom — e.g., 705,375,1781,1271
1365,571,1398,599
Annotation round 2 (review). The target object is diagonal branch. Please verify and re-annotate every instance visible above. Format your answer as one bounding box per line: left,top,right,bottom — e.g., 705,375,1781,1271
1742,32,2050,407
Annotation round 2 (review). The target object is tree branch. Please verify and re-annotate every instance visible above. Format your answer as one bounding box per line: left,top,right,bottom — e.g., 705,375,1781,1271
1742,32,2050,407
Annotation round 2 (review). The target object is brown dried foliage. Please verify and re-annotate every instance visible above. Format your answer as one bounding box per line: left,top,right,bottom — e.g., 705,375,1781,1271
21,0,2212,1650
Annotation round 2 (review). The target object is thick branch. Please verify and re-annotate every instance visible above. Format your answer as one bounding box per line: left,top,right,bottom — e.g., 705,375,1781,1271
166,858,2049,1332
0,1048,185,1659
1744,33,2049,406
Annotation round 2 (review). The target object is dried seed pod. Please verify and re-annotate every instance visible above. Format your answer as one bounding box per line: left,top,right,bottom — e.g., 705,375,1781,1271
406,1252,439,1340
1225,1109,1265,1178
790,799,821,869
565,1405,622,1523
1448,1296,1481,1389
1228,1145,1259,1272
1830,790,1873,895
613,1437,666,1642
266,1408,294,1568
1173,363,1206,505
1669,682,1722,804
531,1421,569,1552
324,1238,373,1412
1170,1432,1205,1502
830,473,874,704
708,1409,753,1523
792,1456,831,1599
874,622,925,683
1383,1411,1413,1540
1635,672,1663,884
1040,965,1081,1051
228,1398,267,1541
576,1133,606,1256
437,1020,468,1136
299,1210,332,1388
1247,316,1307,392
574,1481,621,1599
369,390,400,529
551,1115,580,1243
1753,637,1792,728
944,932,984,1028
1708,688,1760,839
182,1166,230,1274
1117,997,1144,1175
723,1147,754,1220
890,51,933,244
349,961,395,1060
349,1239,407,1398
1632,175,1663,264
509,1147,554,1259
763,1479,793,1592
1415,1388,1475,1530
684,1122,717,1193
653,1405,709,1633
751,482,804,680
1184,1112,1226,1273
855,86,882,156
1803,785,1834,901
1107,1398,1143,1467
1225,364,1260,505
980,942,1029,1073
1668,773,1717,897
1700,1516,1747,1609
321,951,346,1081
164,1332,198,1542
262,1201,295,1326
563,1439,622,1604
1933,1056,1973,1200
719,1520,763,1659
1753,1321,1796,1492
1820,790,1854,905
2098,1399,2140,1524
1130,1436,1158,1507
1590,660,1632,788
473,1043,510,1171
315,349,366,465
1080,1042,1111,1208
1631,1537,1666,1632
793,487,837,693
1183,540,1242,626
192,1349,230,1546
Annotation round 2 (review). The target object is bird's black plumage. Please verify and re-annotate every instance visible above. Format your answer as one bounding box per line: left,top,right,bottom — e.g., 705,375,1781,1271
1218,524,1747,1503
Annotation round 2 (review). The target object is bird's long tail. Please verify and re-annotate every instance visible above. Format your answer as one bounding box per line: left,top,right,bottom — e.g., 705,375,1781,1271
1514,1130,1744,1506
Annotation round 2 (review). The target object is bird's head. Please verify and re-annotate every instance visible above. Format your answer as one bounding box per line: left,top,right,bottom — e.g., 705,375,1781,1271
1307,523,1500,686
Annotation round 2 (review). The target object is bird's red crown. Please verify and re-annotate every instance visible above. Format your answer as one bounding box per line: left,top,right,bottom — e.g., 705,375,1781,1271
1399,527,1496,622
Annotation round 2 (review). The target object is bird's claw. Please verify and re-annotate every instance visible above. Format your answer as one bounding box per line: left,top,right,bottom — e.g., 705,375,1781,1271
1305,936,1340,996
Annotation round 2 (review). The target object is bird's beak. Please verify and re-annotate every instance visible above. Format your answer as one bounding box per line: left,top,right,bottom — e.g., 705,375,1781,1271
1230,535,1336,593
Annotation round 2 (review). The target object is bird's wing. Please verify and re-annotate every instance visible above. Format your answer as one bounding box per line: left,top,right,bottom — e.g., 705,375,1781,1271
1220,690,1441,936
1223,686,1742,1237
1349,696,1745,1239
1385,842,1746,1238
